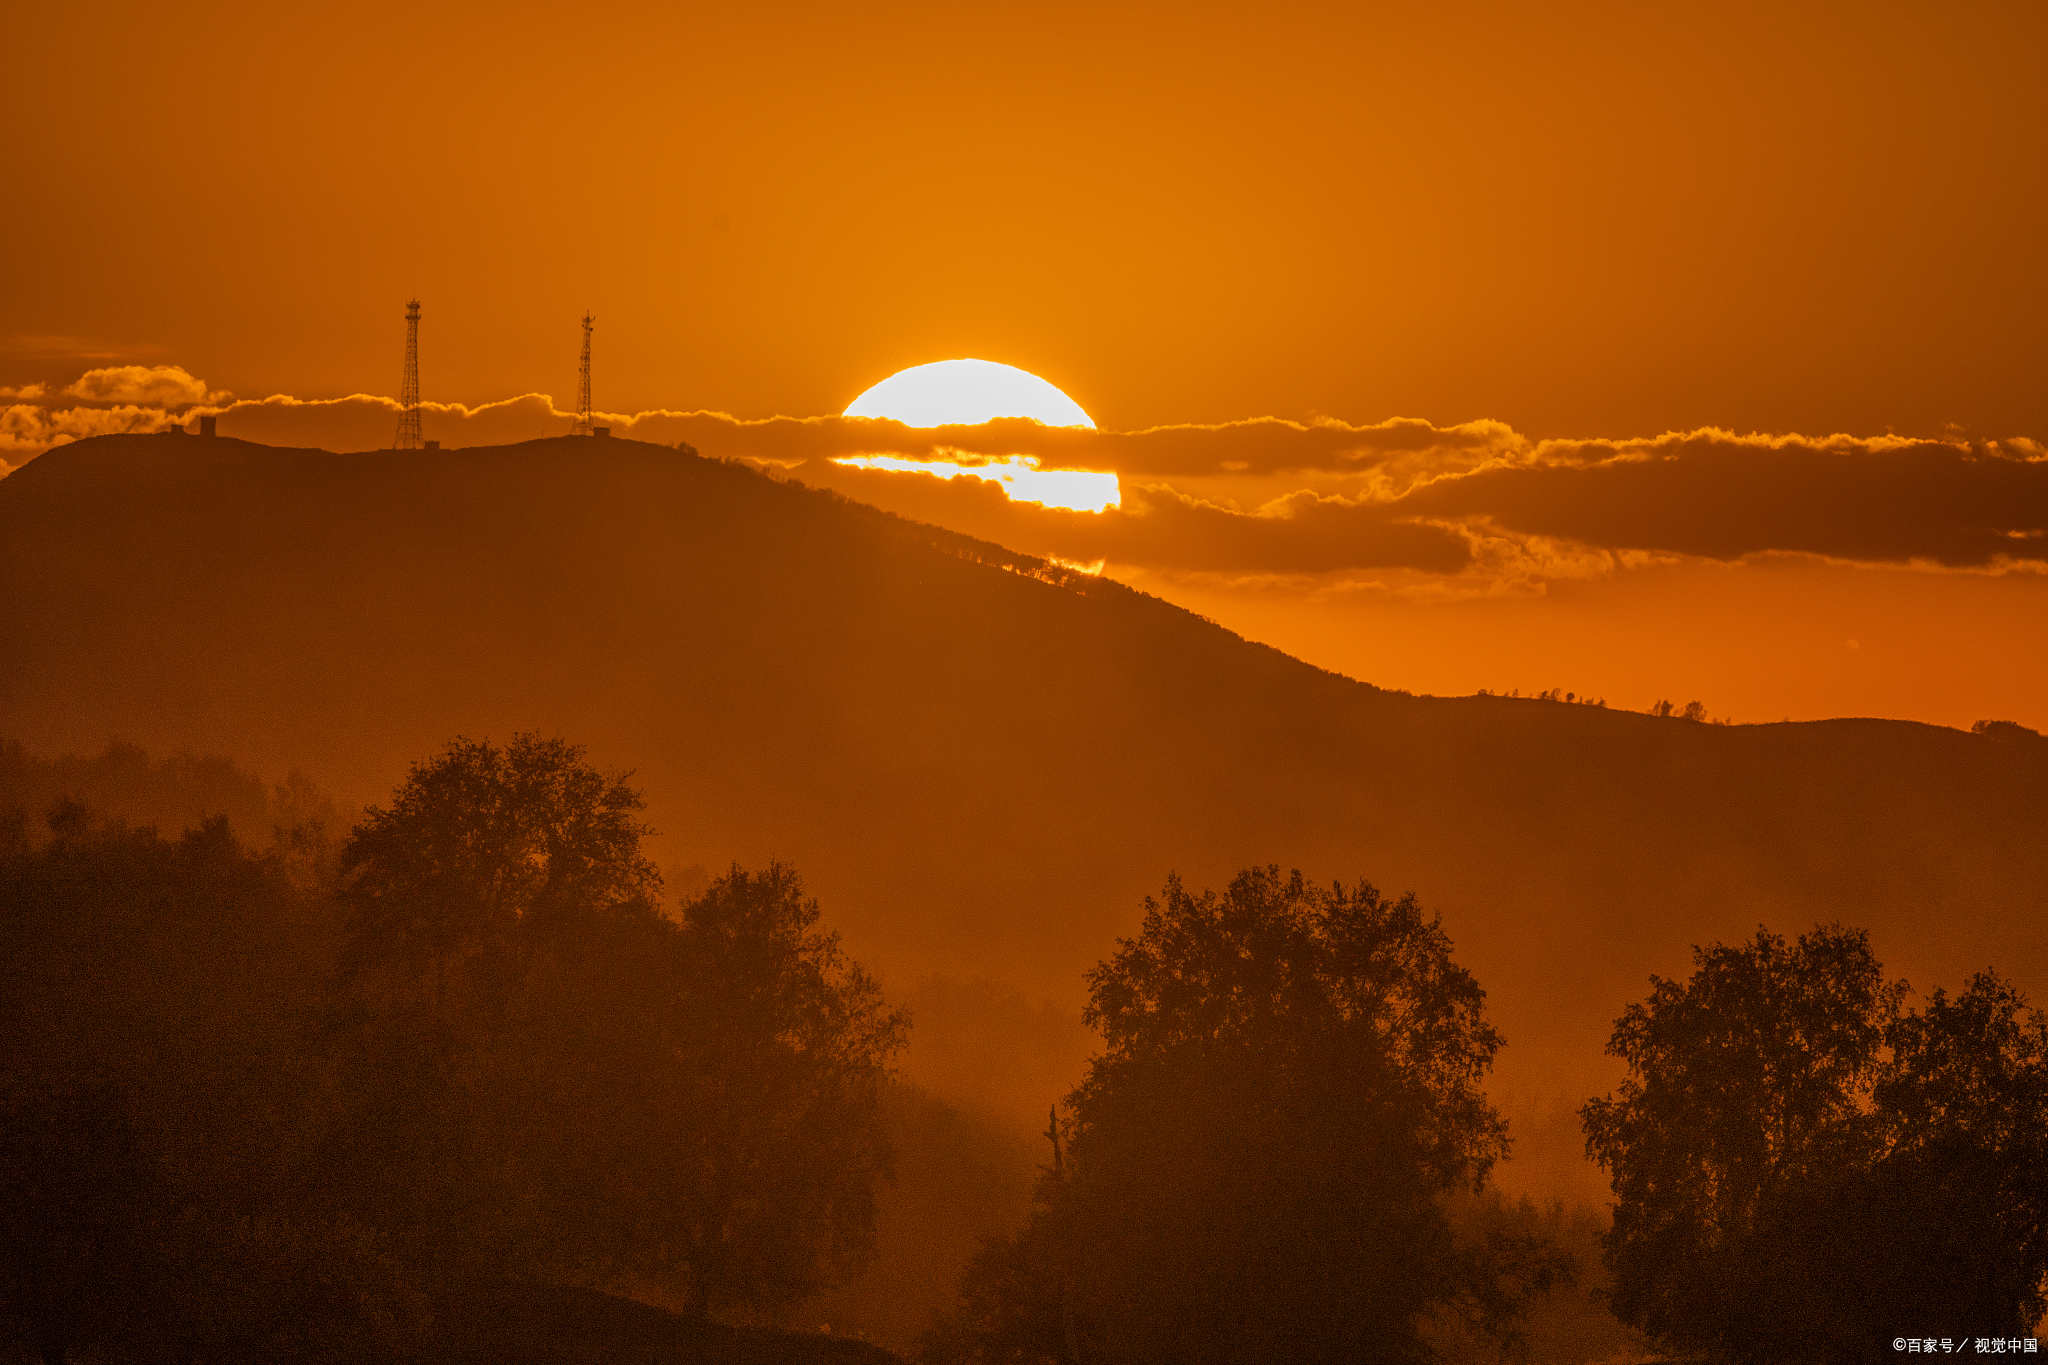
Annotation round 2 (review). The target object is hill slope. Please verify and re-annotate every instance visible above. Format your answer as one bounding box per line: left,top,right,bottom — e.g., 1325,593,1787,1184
4,433,2044,1196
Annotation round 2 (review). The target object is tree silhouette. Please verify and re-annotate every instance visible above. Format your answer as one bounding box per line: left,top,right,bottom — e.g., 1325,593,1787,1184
1584,926,2048,1362
0,742,911,1358
0,805,417,1362
326,734,666,1274
326,735,904,1312
336,732,660,1029
928,867,1565,1365
1862,970,2048,1332
0,1088,167,1365
668,862,909,1314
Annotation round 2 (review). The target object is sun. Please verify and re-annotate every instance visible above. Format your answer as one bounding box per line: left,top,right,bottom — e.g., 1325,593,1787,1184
835,358,1116,511
843,359,1095,428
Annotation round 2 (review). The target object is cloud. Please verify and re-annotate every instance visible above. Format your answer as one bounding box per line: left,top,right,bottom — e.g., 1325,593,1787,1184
1395,430,2048,569
603,410,1526,490
1,401,182,458
0,388,1523,494
8,392,1479,574
792,459,1473,576
4,366,2042,583
1,365,235,461
1,387,574,464
835,452,1122,512
203,390,572,452
729,419,2048,579
62,365,230,407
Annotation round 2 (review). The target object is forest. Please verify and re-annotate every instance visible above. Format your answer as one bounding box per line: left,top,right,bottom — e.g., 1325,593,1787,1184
4,735,2042,1364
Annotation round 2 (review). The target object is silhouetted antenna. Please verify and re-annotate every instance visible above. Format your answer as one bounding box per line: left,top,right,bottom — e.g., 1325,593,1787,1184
573,312,594,436
395,299,423,450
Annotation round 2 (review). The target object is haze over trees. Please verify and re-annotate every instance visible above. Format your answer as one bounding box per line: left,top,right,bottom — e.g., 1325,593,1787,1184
1584,925,2048,1362
8,737,2047,1360
0,806,422,1361
326,734,906,1311
0,735,904,1362
923,867,1570,1365
0,736,337,860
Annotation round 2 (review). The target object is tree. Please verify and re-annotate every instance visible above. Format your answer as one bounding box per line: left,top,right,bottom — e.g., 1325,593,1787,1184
0,1088,169,1365
668,862,908,1314
0,804,416,1363
1583,926,2048,1362
326,733,665,1268
0,738,905,1354
928,867,1564,1365
336,732,661,1027
327,734,905,1313
1866,970,2048,1330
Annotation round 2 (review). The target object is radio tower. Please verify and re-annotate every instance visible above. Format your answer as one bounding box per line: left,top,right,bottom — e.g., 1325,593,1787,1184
395,299,423,450
572,312,594,436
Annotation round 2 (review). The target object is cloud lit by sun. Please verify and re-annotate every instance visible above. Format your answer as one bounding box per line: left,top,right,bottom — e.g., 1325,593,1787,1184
832,452,1121,513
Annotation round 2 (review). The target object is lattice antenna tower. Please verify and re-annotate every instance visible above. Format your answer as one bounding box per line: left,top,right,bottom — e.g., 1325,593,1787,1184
395,299,424,450
573,312,594,436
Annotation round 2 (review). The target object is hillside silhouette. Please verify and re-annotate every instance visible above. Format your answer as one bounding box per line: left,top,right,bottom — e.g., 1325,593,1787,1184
4,432,2045,1200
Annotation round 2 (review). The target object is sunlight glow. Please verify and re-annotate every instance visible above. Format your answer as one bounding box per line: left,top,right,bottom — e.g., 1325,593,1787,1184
832,453,1121,513
843,359,1097,429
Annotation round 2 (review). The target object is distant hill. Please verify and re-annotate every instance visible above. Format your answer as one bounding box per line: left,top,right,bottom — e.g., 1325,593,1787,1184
5,432,2045,1202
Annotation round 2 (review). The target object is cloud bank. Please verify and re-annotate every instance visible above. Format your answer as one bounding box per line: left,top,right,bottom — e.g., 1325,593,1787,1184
1398,431,2048,569
4,367,2042,585
62,365,231,408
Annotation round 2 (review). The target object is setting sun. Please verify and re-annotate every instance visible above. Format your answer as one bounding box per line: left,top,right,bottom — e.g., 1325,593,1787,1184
837,359,1113,510
843,359,1096,429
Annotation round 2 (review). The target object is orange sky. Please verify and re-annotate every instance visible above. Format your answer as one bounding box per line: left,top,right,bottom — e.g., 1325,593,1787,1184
7,0,2045,436
5,0,2045,732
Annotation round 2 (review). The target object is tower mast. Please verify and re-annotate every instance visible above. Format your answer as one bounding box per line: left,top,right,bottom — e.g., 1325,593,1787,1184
573,313,594,436
395,299,423,450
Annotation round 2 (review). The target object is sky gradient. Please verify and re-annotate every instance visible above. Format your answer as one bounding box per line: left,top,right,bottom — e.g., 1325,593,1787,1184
6,0,2045,435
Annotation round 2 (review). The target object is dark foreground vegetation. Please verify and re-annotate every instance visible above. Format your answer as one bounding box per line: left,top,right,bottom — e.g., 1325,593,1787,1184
1,735,905,1363
918,868,1571,1365
4,731,2043,1363
1585,927,2048,1362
